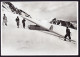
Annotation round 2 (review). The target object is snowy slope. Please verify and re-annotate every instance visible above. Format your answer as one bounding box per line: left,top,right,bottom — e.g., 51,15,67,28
1,2,78,55
1,11,78,56
2,27,78,55
52,24,77,41
2,2,51,30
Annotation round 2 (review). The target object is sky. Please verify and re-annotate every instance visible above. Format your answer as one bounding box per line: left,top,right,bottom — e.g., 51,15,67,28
11,1,78,21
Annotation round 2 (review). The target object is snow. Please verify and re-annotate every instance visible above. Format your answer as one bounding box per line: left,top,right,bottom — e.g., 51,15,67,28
1,2,78,55
52,24,77,41
1,12,78,55
20,14,51,30
1,26,78,55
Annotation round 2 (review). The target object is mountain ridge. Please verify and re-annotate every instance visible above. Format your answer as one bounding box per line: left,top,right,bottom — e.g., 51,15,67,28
2,2,32,18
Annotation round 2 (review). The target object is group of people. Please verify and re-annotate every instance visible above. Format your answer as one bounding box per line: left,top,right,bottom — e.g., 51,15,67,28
3,14,71,42
3,14,26,28
16,16,26,28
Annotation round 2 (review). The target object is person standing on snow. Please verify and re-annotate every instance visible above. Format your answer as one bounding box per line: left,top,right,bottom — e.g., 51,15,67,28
16,16,19,28
22,18,26,28
3,14,7,26
64,27,71,42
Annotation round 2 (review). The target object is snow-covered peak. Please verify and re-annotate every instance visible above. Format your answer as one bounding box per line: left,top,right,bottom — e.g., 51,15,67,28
2,2,32,18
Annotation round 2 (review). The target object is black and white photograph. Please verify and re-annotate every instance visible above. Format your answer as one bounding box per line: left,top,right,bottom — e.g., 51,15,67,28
1,1,78,55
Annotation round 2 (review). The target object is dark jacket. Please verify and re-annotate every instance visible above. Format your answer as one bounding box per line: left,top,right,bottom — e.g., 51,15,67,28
66,28,70,35
16,17,19,22
22,19,26,23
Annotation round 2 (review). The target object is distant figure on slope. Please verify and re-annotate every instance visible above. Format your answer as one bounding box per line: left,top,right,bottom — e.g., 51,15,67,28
3,14,7,26
22,18,26,28
16,16,19,28
64,27,71,42
49,25,53,31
